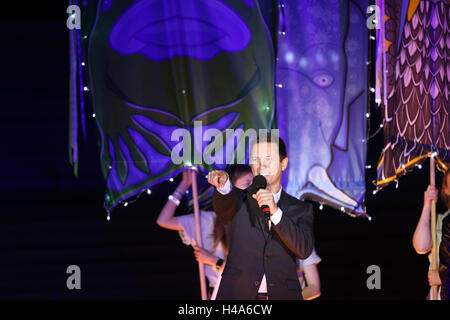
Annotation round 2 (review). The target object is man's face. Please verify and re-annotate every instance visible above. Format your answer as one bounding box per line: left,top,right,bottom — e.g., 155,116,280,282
250,142,288,188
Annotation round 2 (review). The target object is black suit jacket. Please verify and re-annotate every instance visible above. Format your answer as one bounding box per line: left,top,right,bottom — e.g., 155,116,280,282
212,186,314,300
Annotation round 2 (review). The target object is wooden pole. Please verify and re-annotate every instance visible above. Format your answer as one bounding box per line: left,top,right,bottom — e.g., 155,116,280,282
430,156,438,300
190,167,207,300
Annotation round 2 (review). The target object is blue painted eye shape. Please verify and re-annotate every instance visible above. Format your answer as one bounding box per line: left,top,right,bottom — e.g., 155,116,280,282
312,73,334,88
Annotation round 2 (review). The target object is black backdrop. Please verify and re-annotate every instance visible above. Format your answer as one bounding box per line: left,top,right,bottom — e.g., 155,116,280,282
0,2,445,300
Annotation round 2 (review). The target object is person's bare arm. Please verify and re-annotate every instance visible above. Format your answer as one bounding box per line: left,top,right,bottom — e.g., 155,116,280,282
301,264,321,300
156,170,191,231
412,185,438,254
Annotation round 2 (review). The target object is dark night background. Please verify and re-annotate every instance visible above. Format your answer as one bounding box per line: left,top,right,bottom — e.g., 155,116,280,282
0,2,446,300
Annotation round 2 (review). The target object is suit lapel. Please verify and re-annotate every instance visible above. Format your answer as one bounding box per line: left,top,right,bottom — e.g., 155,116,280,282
245,191,269,235
277,191,290,215
245,190,258,229
245,190,291,237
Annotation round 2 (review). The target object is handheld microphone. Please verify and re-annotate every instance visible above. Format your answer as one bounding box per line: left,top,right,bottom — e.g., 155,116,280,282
250,175,271,222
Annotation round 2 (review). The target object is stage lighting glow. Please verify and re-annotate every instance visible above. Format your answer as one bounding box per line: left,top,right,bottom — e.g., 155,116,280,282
285,52,294,63
298,57,307,67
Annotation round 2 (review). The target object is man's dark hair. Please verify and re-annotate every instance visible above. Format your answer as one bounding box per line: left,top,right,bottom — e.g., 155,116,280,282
252,131,287,161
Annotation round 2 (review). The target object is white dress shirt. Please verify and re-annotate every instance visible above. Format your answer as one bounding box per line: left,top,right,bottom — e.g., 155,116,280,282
217,178,283,293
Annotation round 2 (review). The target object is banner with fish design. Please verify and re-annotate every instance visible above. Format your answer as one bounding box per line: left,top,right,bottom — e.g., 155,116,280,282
276,0,369,217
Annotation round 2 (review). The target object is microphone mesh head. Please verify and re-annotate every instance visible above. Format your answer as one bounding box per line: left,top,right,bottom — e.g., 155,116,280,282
253,175,267,190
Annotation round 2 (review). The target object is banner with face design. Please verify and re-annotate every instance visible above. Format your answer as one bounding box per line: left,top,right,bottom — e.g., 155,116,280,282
70,0,275,212
276,0,369,217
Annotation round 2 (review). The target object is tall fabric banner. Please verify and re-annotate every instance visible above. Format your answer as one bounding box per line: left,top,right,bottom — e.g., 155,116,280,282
375,0,449,188
70,0,276,212
276,0,369,216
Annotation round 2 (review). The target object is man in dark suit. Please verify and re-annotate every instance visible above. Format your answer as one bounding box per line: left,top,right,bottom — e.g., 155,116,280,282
207,133,314,300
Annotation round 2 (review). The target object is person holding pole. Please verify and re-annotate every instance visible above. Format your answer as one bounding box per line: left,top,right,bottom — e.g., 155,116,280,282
156,165,253,299
412,168,450,299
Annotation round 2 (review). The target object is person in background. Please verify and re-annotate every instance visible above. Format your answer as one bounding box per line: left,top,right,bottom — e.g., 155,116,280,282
156,165,253,299
412,169,450,300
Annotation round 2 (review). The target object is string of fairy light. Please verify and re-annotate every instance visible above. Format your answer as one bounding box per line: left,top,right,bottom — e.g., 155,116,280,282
358,2,431,217
102,1,381,220
274,1,381,219
365,2,433,201
76,1,429,221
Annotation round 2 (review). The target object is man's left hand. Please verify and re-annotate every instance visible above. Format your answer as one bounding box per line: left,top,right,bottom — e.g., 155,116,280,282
252,189,278,215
